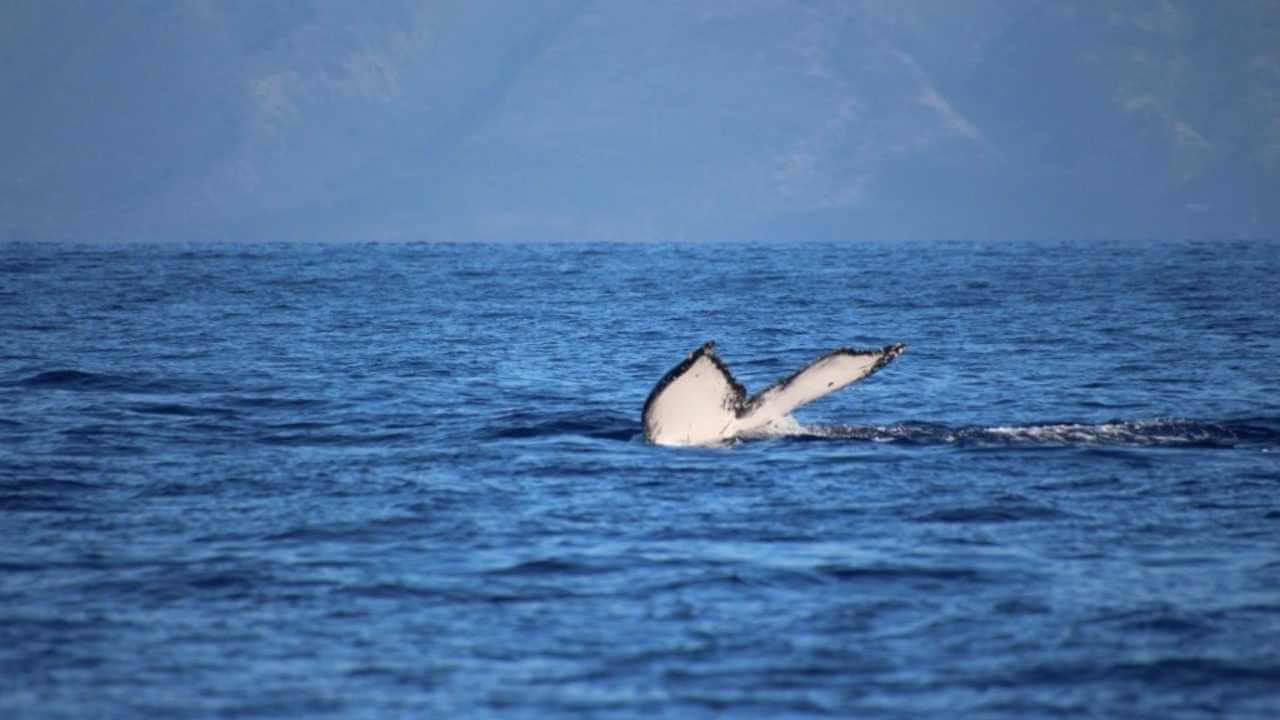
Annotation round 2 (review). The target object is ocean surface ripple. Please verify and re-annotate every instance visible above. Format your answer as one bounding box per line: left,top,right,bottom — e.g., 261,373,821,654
2,239,1279,718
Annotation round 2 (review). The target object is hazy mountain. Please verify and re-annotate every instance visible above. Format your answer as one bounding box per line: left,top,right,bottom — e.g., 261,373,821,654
4,0,1277,242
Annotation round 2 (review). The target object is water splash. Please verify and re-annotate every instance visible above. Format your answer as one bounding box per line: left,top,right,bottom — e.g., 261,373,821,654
798,418,1280,449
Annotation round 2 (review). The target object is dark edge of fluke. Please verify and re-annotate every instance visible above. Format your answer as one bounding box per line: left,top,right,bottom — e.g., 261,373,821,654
741,343,906,414
641,341,747,426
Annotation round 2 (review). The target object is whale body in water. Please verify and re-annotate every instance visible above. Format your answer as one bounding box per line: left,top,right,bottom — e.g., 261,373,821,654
642,341,905,446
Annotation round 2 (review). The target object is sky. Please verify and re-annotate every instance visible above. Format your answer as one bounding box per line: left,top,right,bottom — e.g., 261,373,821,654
3,0,1278,243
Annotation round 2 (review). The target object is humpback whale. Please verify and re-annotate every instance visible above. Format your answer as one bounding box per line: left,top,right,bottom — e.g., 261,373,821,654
642,341,905,446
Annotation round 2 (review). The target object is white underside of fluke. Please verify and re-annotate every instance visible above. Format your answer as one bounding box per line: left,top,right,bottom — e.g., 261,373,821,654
641,341,905,447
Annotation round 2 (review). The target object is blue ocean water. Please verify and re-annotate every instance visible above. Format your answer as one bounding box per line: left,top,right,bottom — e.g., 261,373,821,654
2,239,1279,718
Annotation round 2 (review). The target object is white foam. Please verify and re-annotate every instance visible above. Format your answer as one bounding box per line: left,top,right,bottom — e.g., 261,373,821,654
790,418,1240,447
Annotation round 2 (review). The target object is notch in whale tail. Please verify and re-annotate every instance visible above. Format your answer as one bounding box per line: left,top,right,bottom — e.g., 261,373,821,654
642,341,905,446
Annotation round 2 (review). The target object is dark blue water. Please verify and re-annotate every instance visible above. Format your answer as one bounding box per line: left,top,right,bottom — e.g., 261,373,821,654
3,239,1279,718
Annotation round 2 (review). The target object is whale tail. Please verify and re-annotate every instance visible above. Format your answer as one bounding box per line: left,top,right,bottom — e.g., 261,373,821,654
642,341,905,446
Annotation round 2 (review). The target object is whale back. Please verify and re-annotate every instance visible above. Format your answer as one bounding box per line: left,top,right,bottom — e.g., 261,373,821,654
642,342,745,446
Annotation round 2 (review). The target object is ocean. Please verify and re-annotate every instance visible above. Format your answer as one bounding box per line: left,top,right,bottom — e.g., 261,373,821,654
2,238,1278,718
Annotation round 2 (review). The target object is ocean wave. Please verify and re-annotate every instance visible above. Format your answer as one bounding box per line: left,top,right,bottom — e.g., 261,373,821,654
14,369,131,391
487,408,637,442
10,368,210,395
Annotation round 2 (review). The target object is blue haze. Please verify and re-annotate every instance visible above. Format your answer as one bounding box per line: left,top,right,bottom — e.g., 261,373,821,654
2,240,1280,717
2,1,1278,243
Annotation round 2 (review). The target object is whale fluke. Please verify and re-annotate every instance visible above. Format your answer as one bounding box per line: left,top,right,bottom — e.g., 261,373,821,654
642,341,905,446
